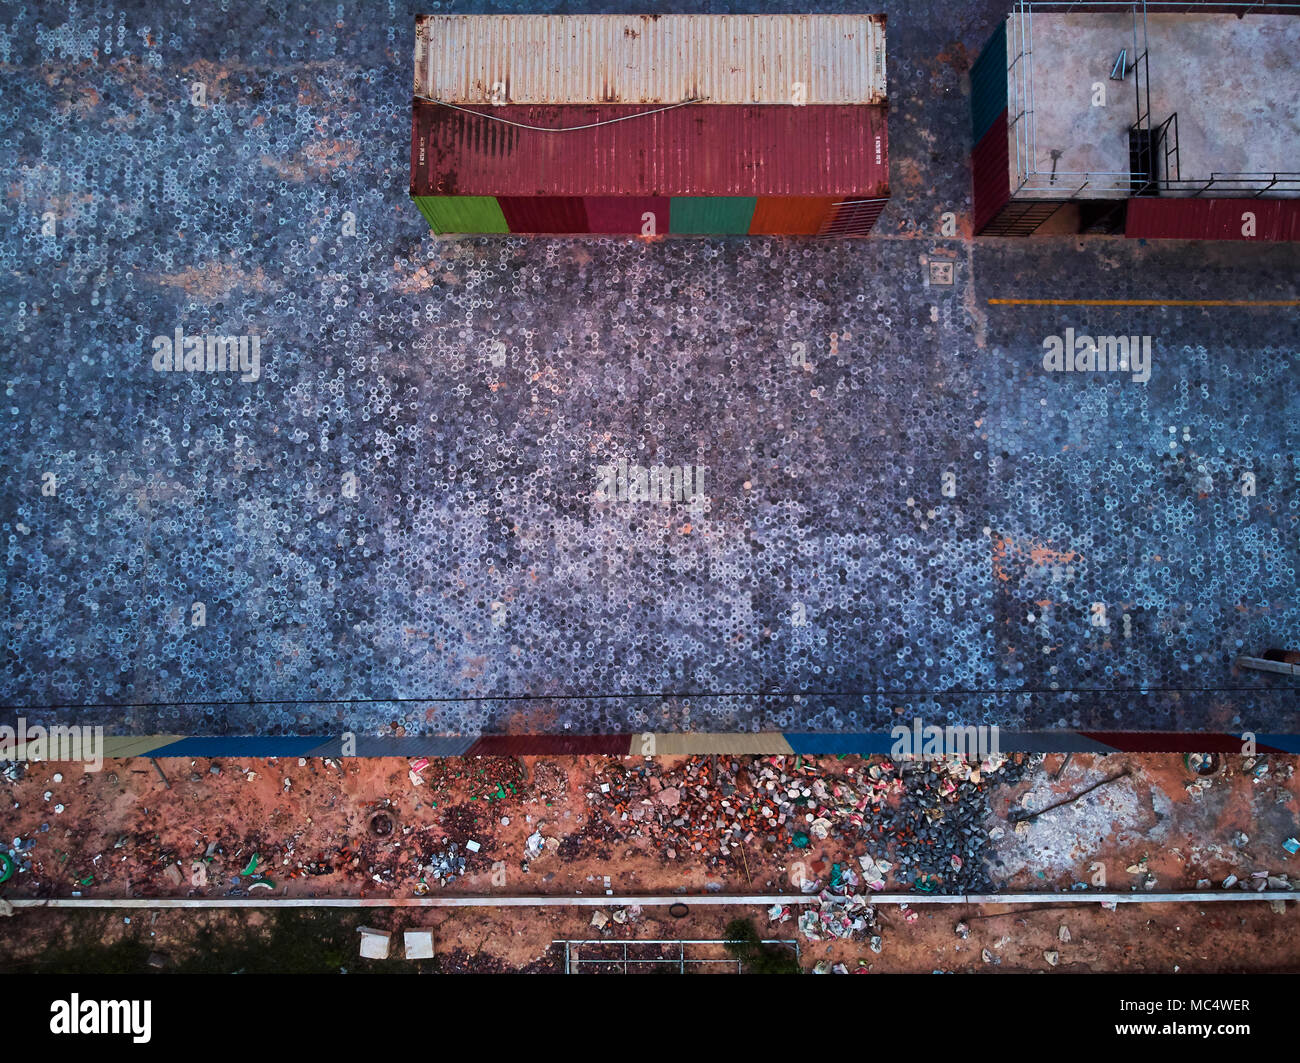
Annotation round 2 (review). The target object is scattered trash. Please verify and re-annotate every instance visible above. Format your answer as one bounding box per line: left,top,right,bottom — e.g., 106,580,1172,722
858,853,892,890
787,890,879,942
424,843,468,885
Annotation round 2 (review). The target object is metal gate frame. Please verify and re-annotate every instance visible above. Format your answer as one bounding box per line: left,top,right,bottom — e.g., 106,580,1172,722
558,938,800,974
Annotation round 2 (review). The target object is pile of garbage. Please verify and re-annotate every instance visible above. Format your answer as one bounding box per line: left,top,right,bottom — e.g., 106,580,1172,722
584,752,1024,892
769,890,882,947
421,843,468,888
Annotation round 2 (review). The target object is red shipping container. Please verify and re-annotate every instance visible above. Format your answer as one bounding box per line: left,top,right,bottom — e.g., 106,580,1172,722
497,196,589,233
1126,197,1300,242
583,196,671,235
971,109,1010,235
411,102,889,198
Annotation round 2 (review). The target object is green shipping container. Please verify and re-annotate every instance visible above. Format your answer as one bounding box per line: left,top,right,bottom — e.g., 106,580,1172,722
669,197,757,235
970,21,1008,147
413,195,509,235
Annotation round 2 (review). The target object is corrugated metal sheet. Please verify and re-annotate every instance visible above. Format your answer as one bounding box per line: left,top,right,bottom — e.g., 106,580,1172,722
583,196,670,234
972,109,1011,234
412,194,869,235
1126,197,1300,242
302,735,479,757
497,196,588,233
149,736,326,758
415,14,887,105
413,195,508,234
409,194,885,237
670,196,756,234
465,734,631,755
410,102,889,198
749,196,839,234
649,732,794,755
969,19,1007,146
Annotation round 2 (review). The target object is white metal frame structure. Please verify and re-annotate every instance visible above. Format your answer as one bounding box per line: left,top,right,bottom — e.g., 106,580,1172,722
1007,1,1300,199
558,938,801,974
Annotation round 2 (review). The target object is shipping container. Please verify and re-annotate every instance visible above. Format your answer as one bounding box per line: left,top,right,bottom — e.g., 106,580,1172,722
1126,197,1300,242
748,197,841,235
669,197,757,235
412,195,508,235
971,110,1010,235
410,102,889,198
496,196,589,235
415,14,886,106
407,194,887,237
969,19,1008,147
583,196,671,235
970,7,1299,239
411,13,890,237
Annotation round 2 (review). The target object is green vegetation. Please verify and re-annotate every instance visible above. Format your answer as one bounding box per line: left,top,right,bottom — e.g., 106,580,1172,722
6,910,437,974
722,917,801,974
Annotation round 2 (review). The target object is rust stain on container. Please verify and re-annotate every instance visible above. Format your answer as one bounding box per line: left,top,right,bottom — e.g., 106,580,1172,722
414,14,887,106
410,102,889,198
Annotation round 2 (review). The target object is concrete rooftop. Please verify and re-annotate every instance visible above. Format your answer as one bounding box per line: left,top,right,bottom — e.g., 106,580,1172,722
1010,11,1300,199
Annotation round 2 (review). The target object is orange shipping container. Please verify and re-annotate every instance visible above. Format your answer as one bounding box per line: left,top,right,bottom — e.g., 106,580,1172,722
749,197,840,235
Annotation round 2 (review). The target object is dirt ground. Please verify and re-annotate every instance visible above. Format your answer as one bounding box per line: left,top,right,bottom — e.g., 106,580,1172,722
1,753,1295,899
2,752,1297,973
1,900,1296,974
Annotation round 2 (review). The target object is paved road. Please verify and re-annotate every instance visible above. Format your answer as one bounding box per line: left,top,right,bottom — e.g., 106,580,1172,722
2,1,1297,734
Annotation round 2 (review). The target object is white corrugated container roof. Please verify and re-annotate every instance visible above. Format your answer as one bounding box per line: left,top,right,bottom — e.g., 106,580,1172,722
414,14,886,105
